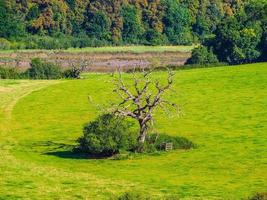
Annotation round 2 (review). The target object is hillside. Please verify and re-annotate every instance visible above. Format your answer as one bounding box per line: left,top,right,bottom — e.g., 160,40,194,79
0,63,266,199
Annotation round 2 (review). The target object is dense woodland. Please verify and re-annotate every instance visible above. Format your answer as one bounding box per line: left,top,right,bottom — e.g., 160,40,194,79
0,0,266,64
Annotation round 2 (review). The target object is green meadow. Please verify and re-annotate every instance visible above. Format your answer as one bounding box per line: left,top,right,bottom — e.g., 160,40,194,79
0,63,266,199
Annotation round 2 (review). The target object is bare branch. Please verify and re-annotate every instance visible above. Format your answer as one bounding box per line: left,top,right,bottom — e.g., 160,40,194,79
111,68,177,144
115,109,138,119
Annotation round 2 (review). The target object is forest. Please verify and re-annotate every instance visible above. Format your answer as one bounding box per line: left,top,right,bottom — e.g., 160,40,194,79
0,0,266,64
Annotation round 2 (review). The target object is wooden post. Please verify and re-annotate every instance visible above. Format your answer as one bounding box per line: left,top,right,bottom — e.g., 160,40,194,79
165,143,173,151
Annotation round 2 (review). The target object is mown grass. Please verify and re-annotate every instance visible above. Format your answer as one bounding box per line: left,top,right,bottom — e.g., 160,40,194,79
0,45,194,54
0,63,266,199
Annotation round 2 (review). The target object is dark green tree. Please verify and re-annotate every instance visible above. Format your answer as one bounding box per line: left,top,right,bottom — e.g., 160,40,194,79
193,15,210,41
144,29,167,45
162,0,192,45
208,13,262,64
121,5,143,44
245,0,267,61
26,5,40,21
84,11,111,41
0,2,26,39
186,46,219,65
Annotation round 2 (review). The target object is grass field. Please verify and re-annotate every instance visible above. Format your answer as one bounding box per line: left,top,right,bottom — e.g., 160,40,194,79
64,45,194,53
0,45,194,54
0,63,266,199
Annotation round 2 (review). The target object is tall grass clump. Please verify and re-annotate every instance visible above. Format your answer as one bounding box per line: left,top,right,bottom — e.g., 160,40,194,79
0,67,21,79
27,58,62,79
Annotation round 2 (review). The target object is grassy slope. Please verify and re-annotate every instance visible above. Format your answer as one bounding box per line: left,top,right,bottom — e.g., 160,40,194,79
0,45,194,54
0,63,267,199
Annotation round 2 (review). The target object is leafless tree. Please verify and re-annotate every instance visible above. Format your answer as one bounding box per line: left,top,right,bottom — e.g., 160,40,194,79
112,68,178,145
65,57,91,78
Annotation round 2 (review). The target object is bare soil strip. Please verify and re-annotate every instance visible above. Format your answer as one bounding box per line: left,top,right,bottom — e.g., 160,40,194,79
0,51,190,72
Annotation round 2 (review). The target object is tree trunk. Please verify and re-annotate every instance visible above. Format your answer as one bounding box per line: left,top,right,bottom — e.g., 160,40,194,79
138,121,147,144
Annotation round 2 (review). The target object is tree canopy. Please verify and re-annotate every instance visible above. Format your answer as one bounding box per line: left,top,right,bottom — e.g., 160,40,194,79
0,0,248,45
1,0,267,64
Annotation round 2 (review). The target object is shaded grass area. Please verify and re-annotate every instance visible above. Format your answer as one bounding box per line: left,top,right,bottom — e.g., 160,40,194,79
0,63,267,199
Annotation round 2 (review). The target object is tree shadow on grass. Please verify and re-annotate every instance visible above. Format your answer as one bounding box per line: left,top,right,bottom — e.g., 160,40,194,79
35,141,108,159
27,140,104,160
44,151,86,159
44,151,107,160
25,140,111,159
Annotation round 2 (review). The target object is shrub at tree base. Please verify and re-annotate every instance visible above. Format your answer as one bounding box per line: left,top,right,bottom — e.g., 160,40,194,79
152,134,195,150
134,133,195,153
75,114,136,157
75,114,195,157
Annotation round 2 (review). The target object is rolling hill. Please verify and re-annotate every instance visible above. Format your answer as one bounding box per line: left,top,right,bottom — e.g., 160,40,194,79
0,63,266,199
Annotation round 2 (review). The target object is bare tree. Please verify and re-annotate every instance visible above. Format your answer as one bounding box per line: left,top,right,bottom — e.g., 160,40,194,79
112,68,178,145
65,57,91,79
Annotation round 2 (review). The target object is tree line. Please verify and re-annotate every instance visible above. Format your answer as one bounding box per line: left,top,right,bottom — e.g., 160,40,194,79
0,0,244,46
0,0,266,64
187,0,267,65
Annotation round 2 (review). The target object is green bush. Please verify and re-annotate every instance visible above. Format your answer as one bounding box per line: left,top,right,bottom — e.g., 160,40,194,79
19,35,109,50
132,133,195,153
10,41,26,50
63,67,81,79
0,67,21,79
0,38,11,50
27,58,62,79
21,36,71,50
75,114,136,157
132,140,157,153
74,114,195,157
151,134,195,150
32,37,62,49
136,133,195,153
186,46,219,66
